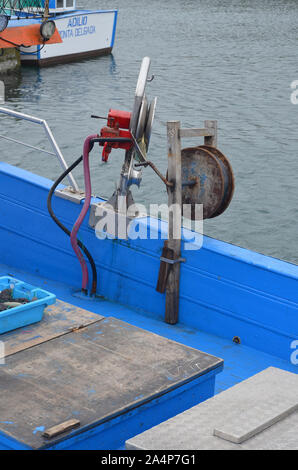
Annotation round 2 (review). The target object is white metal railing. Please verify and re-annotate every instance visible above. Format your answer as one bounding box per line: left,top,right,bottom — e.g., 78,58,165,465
0,107,79,192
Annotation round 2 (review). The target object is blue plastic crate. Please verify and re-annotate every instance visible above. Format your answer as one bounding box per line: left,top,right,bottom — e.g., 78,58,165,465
0,276,56,334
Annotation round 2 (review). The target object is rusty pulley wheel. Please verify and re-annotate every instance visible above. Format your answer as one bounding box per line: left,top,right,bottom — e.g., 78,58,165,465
199,145,235,217
181,146,234,220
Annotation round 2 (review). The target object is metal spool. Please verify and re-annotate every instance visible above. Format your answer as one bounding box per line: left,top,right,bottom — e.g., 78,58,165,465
135,95,148,141
119,58,151,194
181,146,234,220
130,57,151,138
144,97,157,151
199,145,235,217
116,58,157,196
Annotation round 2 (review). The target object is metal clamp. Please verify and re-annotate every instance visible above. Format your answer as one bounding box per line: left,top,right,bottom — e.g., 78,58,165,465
160,256,186,265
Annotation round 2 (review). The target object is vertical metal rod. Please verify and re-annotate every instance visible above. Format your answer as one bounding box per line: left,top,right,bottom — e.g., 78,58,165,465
165,120,182,325
42,120,80,192
204,120,218,147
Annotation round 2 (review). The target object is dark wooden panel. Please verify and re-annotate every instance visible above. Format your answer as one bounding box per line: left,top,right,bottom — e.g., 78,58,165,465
0,317,223,449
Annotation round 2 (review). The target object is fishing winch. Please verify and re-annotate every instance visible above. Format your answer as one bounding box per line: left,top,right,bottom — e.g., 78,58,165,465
48,57,158,295
99,109,133,162
90,57,158,221
48,56,235,301
98,101,157,167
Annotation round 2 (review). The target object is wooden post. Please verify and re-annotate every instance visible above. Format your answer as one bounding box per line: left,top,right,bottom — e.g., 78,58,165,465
204,120,218,147
165,121,182,324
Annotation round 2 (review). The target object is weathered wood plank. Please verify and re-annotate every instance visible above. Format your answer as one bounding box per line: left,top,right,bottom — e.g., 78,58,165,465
204,120,218,146
156,241,174,293
179,128,215,138
0,317,223,449
43,419,80,439
165,121,182,324
0,299,102,358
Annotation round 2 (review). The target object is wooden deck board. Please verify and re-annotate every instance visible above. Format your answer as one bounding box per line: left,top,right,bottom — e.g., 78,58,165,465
0,299,103,358
0,317,223,449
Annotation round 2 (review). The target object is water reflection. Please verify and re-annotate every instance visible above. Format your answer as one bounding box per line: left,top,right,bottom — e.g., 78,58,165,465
0,69,22,101
0,0,298,264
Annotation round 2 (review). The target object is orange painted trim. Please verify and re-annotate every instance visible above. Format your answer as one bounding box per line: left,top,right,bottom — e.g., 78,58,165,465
0,24,62,49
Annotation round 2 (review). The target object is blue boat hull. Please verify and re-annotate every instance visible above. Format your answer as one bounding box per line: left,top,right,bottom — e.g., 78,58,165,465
0,162,297,448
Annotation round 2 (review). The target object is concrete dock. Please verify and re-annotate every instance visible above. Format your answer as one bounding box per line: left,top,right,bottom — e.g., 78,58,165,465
0,48,20,73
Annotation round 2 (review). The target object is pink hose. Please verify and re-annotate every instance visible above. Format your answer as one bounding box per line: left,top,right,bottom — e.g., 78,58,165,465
70,134,98,292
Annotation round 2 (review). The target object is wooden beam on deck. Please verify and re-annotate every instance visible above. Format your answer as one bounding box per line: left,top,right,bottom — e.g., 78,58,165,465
165,121,182,325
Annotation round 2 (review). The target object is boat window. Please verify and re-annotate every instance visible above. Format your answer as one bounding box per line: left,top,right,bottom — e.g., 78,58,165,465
55,0,74,8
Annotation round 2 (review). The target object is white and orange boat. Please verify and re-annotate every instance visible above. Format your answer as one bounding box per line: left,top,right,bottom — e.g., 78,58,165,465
0,0,117,66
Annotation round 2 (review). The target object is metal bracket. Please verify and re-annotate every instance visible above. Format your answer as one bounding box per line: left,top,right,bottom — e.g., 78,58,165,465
159,256,186,265
89,190,147,240
55,187,85,204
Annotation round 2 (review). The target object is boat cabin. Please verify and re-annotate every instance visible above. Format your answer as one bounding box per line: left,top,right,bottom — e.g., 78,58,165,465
48,0,76,13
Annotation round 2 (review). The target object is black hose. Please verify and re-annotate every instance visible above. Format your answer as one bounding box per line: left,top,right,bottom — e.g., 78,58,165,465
47,155,98,295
